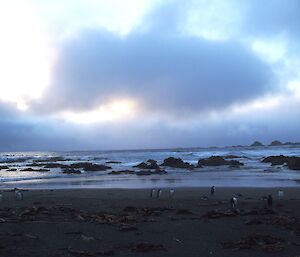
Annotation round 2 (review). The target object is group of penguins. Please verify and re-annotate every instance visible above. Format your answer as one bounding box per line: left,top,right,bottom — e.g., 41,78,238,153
150,188,175,198
150,186,277,209
0,187,280,207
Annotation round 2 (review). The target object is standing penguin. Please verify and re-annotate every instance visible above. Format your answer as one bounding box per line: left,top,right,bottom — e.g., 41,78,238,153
230,197,238,209
157,189,162,198
169,188,175,198
210,186,215,196
15,189,23,201
267,195,273,207
150,188,156,198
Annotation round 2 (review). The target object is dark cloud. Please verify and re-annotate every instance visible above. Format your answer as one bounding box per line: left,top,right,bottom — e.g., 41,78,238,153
33,28,273,117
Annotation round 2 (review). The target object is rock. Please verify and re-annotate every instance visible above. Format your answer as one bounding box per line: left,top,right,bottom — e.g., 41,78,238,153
20,168,50,172
133,159,159,169
262,155,289,166
62,168,81,174
269,140,283,146
44,163,70,169
198,156,243,167
161,157,194,169
262,155,300,170
251,141,264,147
108,170,135,175
105,161,122,164
70,162,112,171
287,157,300,170
7,168,17,171
136,169,167,176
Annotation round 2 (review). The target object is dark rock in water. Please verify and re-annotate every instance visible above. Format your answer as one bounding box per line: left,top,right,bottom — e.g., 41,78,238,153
136,170,152,176
108,170,135,175
262,155,300,170
20,168,50,172
262,155,289,166
287,157,300,170
44,163,70,169
0,165,9,170
161,157,194,169
70,162,112,171
269,140,283,146
7,168,17,171
133,159,159,169
105,161,122,164
251,141,264,147
134,162,149,169
62,168,81,174
136,169,167,176
198,156,243,167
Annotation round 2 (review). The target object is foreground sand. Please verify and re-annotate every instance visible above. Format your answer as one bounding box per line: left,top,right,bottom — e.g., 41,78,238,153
0,187,300,257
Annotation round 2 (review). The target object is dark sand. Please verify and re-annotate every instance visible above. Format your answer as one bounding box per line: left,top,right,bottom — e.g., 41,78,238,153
0,187,300,257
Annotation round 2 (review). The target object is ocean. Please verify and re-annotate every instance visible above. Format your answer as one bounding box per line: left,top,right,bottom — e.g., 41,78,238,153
0,145,300,189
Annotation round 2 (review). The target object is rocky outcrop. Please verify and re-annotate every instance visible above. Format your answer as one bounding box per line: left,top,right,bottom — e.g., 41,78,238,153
287,157,300,170
133,159,160,169
44,163,70,169
262,155,289,166
161,157,194,169
269,140,283,146
250,141,264,147
136,169,167,175
108,170,135,175
70,162,112,171
262,155,300,170
198,156,243,167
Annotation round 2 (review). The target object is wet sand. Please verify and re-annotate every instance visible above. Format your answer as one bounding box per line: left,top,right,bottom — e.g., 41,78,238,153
0,187,300,257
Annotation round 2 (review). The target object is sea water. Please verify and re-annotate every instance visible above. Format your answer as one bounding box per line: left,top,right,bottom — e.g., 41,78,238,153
0,146,300,189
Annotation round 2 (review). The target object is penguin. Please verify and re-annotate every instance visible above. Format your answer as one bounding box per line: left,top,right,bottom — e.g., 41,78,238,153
15,189,23,201
157,189,162,198
150,188,156,198
267,194,273,207
169,188,175,198
210,186,215,196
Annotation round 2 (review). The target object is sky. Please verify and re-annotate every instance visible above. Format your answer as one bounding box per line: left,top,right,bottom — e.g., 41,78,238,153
0,0,300,151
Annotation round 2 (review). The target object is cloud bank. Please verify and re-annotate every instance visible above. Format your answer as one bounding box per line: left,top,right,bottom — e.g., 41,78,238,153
0,0,299,150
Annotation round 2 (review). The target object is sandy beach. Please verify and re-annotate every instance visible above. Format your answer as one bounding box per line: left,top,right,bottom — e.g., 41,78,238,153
0,187,299,257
